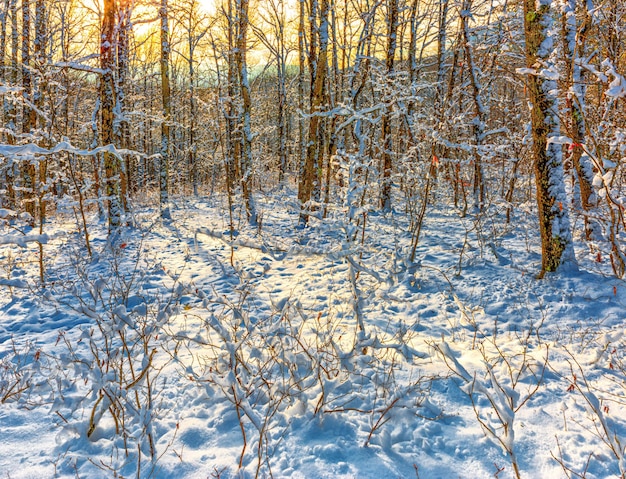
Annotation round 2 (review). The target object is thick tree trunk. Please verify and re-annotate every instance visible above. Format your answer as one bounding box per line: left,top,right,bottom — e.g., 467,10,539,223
101,0,122,231
524,0,575,276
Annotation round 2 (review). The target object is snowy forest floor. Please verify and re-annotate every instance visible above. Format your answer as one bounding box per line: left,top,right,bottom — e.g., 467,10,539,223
1,190,626,479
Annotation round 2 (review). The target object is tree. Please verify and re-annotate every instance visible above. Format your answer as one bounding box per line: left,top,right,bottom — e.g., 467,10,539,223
523,0,575,276
160,0,172,220
21,0,36,220
235,0,257,225
461,0,486,210
116,0,133,205
379,0,398,211
298,0,329,225
101,0,122,231
559,0,594,217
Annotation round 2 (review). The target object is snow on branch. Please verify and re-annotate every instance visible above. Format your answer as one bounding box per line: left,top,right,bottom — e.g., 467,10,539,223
0,233,49,248
53,61,105,76
602,59,626,98
0,141,143,160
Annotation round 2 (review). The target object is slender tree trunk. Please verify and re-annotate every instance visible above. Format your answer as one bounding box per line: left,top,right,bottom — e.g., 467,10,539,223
21,0,36,221
406,0,420,121
34,0,47,282
6,0,17,144
276,0,288,186
298,0,329,225
524,0,575,276
560,0,594,214
461,0,486,210
431,0,449,185
101,0,122,231
380,0,398,211
1,0,16,206
235,0,257,224
225,0,239,191
322,0,340,212
185,4,200,196
297,0,307,188
0,0,7,132
159,0,171,219
412,0,448,253
117,0,132,205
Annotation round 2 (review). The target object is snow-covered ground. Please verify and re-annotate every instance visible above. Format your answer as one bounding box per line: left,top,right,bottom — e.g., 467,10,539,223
1,192,625,479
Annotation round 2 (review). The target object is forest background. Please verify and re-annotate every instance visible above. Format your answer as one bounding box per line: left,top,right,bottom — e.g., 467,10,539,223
0,0,622,275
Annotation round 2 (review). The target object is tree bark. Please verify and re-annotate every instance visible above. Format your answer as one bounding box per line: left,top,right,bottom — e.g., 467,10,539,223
298,0,329,225
160,0,171,219
235,0,257,224
379,0,398,212
560,0,594,213
524,0,576,276
117,0,132,205
21,0,36,220
101,0,122,231
461,0,486,210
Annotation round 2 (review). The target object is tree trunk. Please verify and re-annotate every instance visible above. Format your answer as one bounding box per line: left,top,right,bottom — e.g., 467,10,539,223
34,0,47,282
21,0,36,221
117,0,132,205
1,0,16,206
297,0,307,190
225,0,239,192
523,0,575,276
461,0,486,210
101,0,122,231
560,0,594,214
160,0,171,219
298,0,329,225
379,0,398,212
235,0,257,224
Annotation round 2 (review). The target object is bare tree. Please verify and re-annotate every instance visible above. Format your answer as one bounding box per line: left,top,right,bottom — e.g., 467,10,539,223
172,0,210,196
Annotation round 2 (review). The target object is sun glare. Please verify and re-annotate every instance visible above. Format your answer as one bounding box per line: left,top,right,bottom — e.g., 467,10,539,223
197,0,216,13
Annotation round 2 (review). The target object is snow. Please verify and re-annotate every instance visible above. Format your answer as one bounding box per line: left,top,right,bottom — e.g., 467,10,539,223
2,195,626,478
